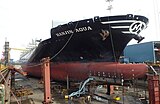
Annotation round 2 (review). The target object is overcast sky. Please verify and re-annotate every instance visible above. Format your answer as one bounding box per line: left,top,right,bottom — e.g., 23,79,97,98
0,0,160,60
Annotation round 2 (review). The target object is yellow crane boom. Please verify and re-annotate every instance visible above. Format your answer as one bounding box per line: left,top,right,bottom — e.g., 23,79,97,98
9,48,28,51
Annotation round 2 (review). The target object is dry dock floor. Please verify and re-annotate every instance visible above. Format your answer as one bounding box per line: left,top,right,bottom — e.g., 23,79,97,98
10,73,146,104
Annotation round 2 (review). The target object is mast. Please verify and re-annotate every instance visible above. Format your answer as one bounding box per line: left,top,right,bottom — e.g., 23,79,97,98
105,0,113,14
153,0,160,40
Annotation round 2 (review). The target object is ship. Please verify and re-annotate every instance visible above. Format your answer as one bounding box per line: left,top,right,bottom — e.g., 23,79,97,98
19,39,40,63
22,14,149,84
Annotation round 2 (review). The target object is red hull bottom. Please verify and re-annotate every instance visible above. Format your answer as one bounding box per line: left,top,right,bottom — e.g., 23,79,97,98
22,62,148,83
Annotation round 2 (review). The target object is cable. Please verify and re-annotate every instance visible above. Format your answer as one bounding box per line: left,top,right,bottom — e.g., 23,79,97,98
23,63,42,68
50,21,79,60
106,16,117,62
69,77,94,97
23,21,79,68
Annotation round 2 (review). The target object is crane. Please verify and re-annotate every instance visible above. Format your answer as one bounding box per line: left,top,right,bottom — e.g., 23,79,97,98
7,48,29,63
9,48,29,51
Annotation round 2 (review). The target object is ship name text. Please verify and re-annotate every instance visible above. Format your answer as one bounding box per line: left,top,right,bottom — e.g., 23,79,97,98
56,26,92,37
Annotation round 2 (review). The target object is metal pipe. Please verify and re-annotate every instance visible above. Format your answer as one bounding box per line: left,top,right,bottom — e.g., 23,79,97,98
152,41,156,63
67,75,69,90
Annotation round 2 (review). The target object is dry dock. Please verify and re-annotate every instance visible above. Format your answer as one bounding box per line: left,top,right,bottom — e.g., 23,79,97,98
10,73,148,104
1,62,160,104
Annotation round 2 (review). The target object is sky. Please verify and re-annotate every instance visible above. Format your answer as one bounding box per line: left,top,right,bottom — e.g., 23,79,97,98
0,0,160,61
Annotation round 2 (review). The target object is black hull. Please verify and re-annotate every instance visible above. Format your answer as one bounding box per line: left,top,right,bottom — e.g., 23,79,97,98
28,14,148,63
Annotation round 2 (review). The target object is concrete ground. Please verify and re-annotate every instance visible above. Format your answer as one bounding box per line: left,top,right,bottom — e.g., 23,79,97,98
10,73,147,104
